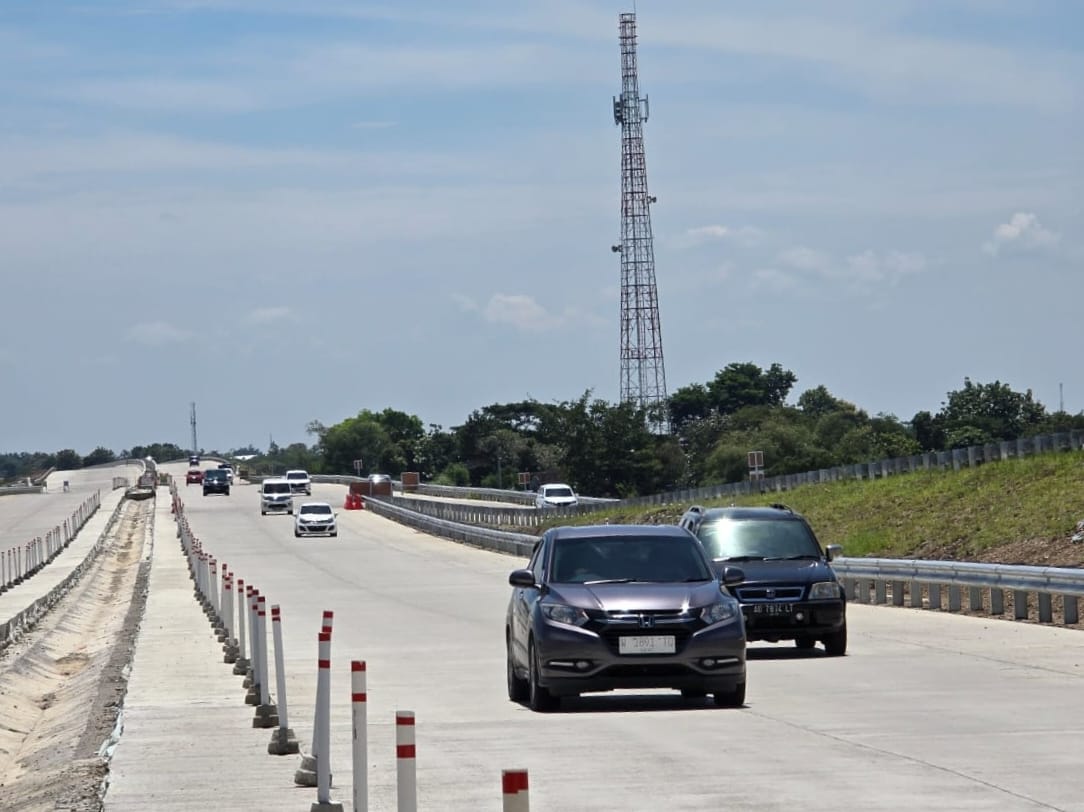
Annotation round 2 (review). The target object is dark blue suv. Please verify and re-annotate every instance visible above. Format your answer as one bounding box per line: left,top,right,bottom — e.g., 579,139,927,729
679,504,847,656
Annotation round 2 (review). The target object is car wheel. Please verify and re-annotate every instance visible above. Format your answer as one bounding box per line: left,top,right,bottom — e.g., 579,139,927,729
713,681,746,708
225,489,230,496
261,510,266,516
527,641,559,712
795,637,816,650
330,531,338,537
506,636,528,703
294,530,300,538
680,688,707,699
822,622,847,657
288,509,293,515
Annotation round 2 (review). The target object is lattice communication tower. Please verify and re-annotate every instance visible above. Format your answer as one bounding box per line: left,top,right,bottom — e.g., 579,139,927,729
190,401,198,454
611,11,670,434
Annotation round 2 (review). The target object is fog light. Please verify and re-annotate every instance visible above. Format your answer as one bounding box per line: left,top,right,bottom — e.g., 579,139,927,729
576,660,591,670
702,658,716,668
795,612,805,621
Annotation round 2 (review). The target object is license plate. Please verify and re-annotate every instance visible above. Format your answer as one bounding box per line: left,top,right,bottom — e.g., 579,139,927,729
618,635,676,655
751,603,793,615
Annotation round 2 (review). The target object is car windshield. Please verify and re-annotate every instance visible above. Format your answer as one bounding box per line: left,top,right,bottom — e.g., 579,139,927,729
264,482,290,494
287,472,307,480
550,536,712,584
302,504,332,515
544,487,574,498
695,518,822,561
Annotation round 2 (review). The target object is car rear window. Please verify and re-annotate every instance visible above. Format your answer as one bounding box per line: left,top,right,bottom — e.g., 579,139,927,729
544,486,574,498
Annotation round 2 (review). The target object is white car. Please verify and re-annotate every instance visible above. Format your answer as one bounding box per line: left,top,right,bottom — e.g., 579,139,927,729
285,469,312,495
535,483,578,509
260,478,294,515
294,501,337,537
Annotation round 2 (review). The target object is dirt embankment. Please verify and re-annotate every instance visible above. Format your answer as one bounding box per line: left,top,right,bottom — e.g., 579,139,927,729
0,497,153,812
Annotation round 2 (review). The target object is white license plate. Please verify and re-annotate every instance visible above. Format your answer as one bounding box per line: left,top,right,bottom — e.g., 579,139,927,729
618,635,676,655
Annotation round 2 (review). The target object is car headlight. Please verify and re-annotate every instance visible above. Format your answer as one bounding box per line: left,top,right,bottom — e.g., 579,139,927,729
809,581,841,600
541,603,588,627
700,601,738,626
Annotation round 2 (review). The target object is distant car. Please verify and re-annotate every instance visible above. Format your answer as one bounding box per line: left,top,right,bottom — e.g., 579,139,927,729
260,478,294,515
202,468,230,496
679,503,847,656
505,524,747,712
535,483,578,509
185,468,203,485
294,501,338,537
218,463,235,483
189,454,200,466
284,469,312,496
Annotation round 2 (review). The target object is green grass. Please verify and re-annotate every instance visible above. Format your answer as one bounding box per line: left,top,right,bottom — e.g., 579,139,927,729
541,450,1084,560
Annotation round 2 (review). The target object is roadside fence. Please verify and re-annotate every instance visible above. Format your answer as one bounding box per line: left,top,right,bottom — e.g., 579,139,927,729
0,491,101,593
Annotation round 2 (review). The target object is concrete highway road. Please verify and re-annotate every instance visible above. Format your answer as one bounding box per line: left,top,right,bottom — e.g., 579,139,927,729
103,462,1084,811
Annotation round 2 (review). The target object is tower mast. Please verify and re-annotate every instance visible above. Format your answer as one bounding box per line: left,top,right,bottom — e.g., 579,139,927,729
611,11,670,434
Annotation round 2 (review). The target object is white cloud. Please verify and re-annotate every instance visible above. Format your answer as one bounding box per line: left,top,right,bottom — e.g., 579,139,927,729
846,250,927,285
125,321,190,345
778,246,832,273
982,212,1060,256
450,293,478,312
245,306,295,325
483,294,561,332
750,268,798,292
683,224,764,246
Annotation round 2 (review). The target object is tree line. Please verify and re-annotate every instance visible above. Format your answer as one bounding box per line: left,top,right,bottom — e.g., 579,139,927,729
4,364,1081,497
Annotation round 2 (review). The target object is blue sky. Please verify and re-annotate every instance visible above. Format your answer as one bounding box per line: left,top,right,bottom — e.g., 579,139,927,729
1,0,1081,454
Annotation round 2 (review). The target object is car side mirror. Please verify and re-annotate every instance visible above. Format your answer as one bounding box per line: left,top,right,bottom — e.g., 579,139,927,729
825,544,842,561
508,569,536,588
721,566,745,587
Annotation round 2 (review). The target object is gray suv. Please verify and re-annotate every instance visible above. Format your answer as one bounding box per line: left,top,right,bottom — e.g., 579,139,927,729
506,524,747,712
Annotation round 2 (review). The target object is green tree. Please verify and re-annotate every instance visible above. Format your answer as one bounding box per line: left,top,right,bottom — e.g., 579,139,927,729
707,362,797,415
669,383,712,432
55,449,82,469
83,446,116,467
938,378,1046,444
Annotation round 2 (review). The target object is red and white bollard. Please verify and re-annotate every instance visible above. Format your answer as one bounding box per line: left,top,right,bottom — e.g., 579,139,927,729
267,605,297,753
502,769,530,811
396,711,416,812
295,613,334,788
252,594,278,727
352,661,368,812
232,577,248,675
308,632,343,811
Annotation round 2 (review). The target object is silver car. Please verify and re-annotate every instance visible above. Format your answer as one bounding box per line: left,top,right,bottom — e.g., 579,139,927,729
506,524,747,712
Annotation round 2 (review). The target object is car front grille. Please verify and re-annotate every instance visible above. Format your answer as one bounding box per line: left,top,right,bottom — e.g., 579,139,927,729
586,609,701,656
735,586,805,601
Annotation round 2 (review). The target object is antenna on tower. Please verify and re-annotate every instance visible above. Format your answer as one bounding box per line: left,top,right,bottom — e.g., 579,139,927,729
190,401,198,454
612,11,670,434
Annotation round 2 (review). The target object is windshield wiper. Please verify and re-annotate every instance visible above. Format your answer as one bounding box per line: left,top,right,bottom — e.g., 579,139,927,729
583,578,636,585
762,554,820,561
682,576,712,582
717,555,764,562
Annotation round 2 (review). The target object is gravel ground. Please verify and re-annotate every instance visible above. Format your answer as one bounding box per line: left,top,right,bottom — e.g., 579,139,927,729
0,496,153,812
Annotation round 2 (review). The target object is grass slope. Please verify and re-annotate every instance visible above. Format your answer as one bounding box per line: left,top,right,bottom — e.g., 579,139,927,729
545,450,1084,568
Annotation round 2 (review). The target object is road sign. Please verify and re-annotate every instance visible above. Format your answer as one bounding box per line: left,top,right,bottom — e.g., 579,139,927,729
748,450,764,480
353,459,363,474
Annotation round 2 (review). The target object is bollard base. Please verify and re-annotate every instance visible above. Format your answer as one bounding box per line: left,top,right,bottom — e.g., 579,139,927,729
310,803,344,812
252,703,279,728
243,674,253,689
294,753,332,787
232,657,250,675
267,726,299,755
244,686,260,705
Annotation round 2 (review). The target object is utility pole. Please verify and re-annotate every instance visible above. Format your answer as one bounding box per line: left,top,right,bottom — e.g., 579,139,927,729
190,402,198,454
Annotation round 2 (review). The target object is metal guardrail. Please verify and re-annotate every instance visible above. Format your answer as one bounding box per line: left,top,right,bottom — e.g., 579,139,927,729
833,556,1084,624
364,496,537,558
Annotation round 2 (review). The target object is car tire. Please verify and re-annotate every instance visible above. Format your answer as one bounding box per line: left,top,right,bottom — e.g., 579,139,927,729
795,637,816,650
527,641,559,712
822,622,847,657
713,681,746,708
288,509,293,515
506,636,528,703
680,688,707,699
294,530,300,538
330,531,338,537
261,510,266,516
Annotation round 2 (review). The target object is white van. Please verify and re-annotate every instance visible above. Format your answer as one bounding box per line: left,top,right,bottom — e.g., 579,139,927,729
260,478,294,515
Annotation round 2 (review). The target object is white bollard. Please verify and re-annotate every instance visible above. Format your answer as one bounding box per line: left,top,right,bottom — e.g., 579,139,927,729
396,711,417,812
311,610,334,756
267,604,298,752
314,632,336,807
502,769,530,811
296,611,335,788
352,661,368,812
258,595,271,706
233,578,248,675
